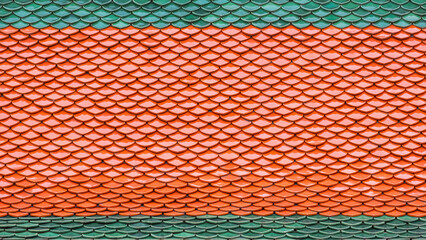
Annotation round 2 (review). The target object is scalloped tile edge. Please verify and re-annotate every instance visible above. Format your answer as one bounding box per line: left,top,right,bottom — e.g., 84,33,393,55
0,214,425,239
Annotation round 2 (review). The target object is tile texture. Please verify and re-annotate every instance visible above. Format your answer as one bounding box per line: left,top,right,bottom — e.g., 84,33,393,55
0,25,425,218
0,214,425,239
0,0,425,29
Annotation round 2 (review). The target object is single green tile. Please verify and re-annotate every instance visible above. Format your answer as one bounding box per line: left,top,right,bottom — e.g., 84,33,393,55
307,224,327,230
218,231,239,238
264,231,286,239
39,232,60,238
242,231,263,238
286,231,309,238
251,227,271,234
382,2,400,10
151,232,173,238
330,232,354,239
61,231,82,238
361,2,381,11
95,226,117,234
0,231,14,238
297,227,319,234
50,227,70,234
129,232,150,238
282,1,301,11
319,228,339,235
229,227,250,234
354,232,375,239
105,232,127,238
83,231,105,238
403,13,421,22
272,227,293,233
174,232,195,238
197,232,217,238
15,231,39,238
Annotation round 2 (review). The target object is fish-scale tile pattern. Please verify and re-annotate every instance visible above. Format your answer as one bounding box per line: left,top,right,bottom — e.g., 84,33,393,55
0,25,426,217
0,215,425,239
0,0,425,29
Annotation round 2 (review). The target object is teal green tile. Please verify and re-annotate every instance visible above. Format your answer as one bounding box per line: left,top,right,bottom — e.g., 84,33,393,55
0,0,423,28
0,231,14,238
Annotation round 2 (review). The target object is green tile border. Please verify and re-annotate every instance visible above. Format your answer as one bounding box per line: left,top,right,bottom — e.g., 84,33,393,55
0,0,425,29
0,214,425,239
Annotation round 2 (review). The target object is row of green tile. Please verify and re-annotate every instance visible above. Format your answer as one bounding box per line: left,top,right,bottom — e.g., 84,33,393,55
0,0,425,28
0,214,425,239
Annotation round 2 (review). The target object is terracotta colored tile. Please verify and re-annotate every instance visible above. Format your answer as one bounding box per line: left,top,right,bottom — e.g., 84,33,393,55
0,25,424,218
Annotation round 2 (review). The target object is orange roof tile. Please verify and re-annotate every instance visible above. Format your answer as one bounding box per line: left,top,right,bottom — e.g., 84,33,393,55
0,25,425,217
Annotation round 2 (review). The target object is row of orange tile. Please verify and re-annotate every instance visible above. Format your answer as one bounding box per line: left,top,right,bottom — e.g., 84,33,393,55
0,26,425,217
0,27,425,79
0,25,424,39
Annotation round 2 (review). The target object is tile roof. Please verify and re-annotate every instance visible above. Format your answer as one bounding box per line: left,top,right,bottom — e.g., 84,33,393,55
0,214,425,239
0,25,425,218
0,0,425,29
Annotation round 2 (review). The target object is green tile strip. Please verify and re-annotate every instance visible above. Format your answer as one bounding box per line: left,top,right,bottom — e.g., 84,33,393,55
0,214,425,239
0,0,425,29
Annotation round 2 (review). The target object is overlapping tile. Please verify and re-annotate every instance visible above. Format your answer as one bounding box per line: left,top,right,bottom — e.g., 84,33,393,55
0,25,425,218
0,0,425,29
0,214,425,239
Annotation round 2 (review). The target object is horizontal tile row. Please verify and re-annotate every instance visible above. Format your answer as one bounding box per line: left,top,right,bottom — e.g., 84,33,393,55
0,0,425,29
0,214,425,239
0,25,425,217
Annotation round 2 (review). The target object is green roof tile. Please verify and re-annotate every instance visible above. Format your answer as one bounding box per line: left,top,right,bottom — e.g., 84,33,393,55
3,215,422,239
0,0,423,28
